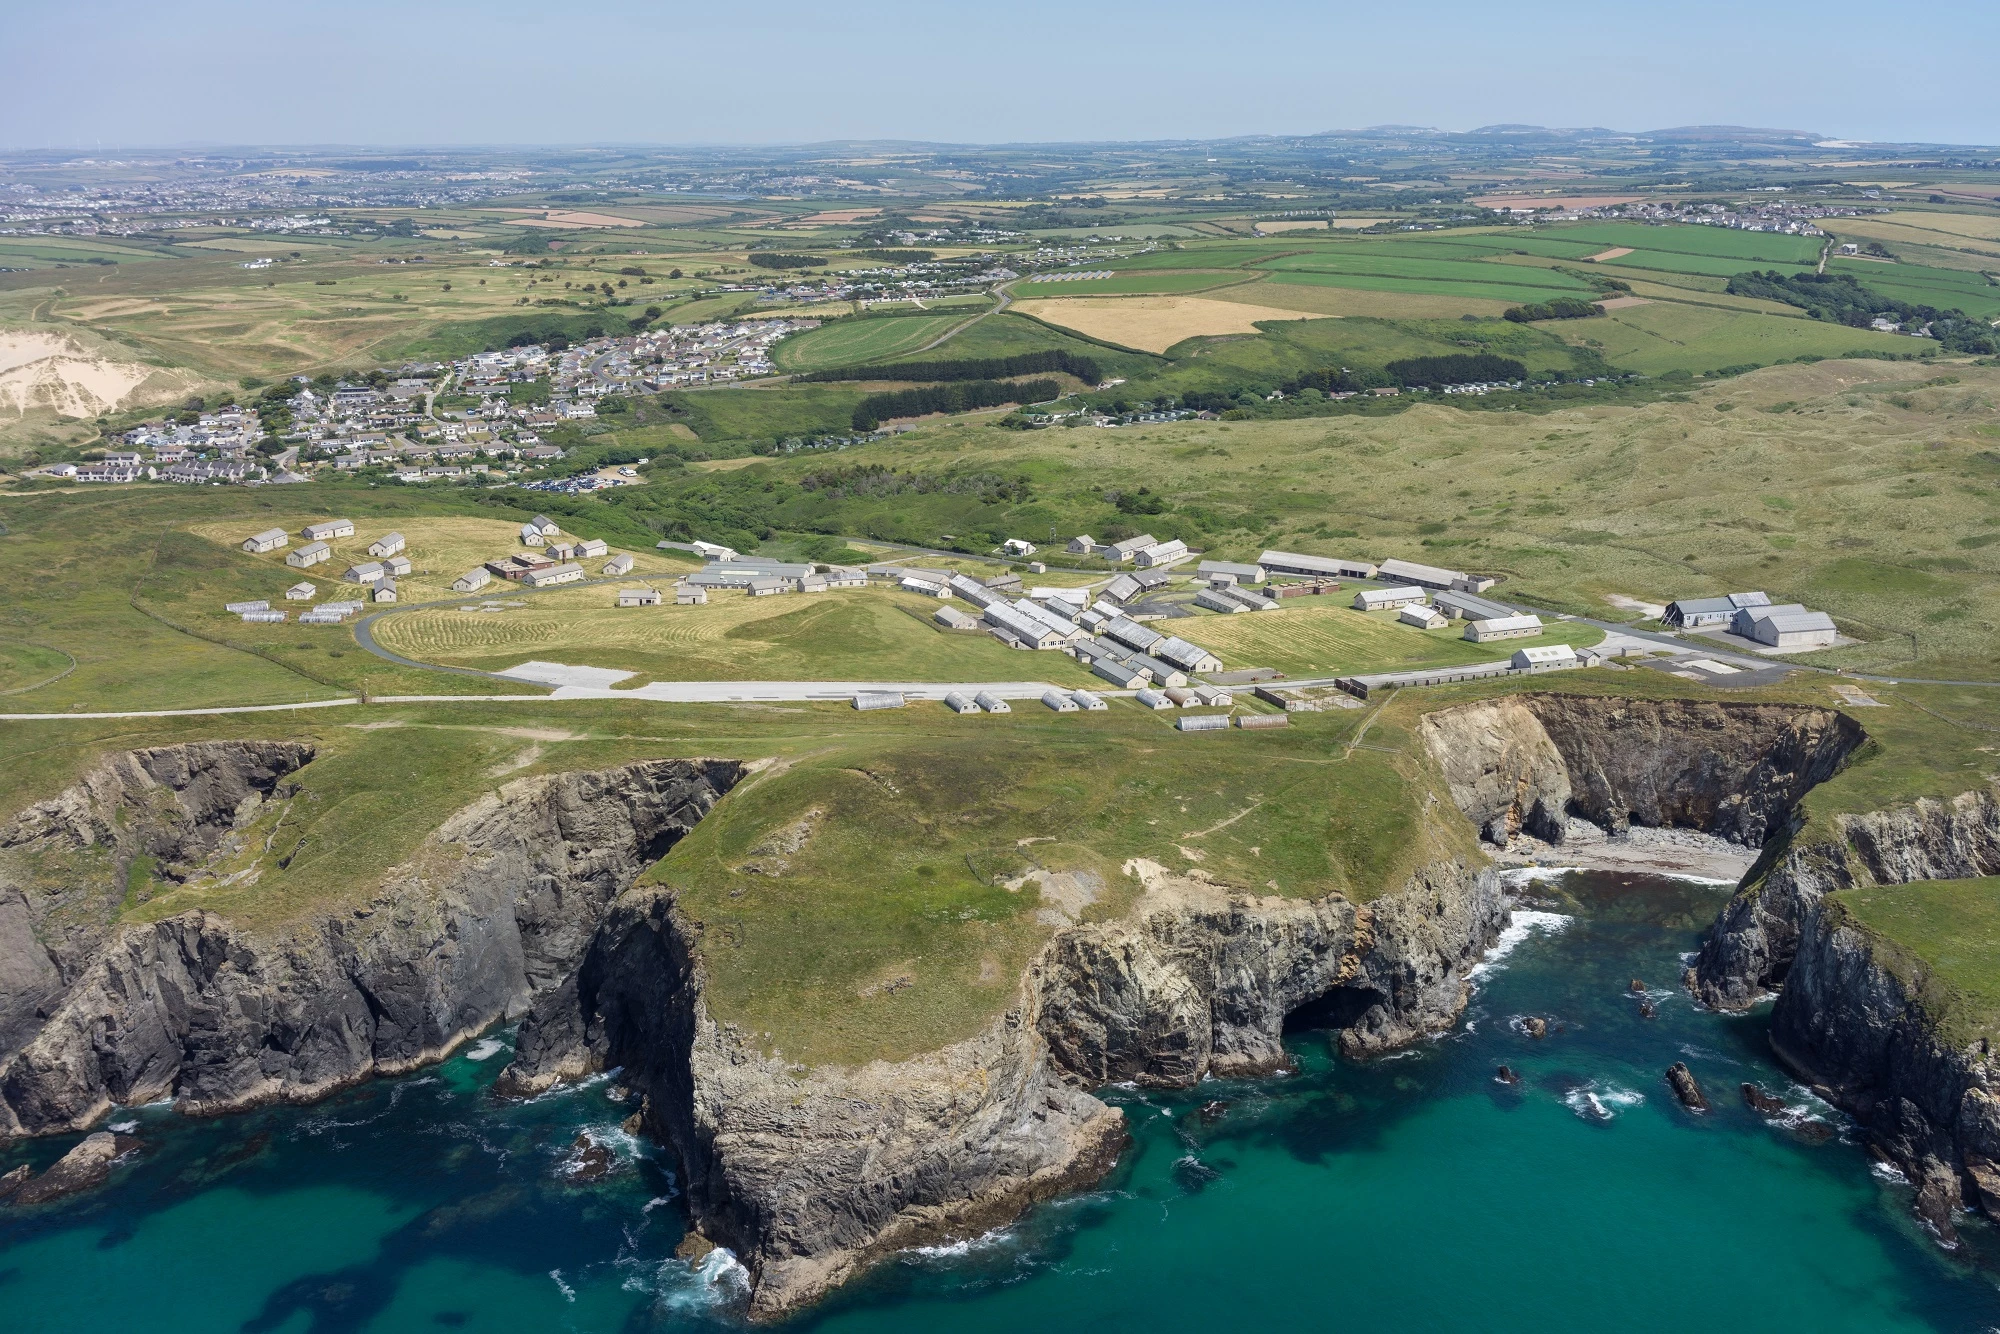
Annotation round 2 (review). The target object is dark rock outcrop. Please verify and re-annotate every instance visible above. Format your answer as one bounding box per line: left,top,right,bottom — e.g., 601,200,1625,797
503,854,1504,1318
1418,696,1861,850
8,1130,140,1206
0,753,742,1136
1689,788,2000,1009
1666,1062,1708,1111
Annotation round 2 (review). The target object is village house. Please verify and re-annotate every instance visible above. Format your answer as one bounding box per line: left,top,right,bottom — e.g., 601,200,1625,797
344,561,388,584
1354,586,1428,612
372,579,398,603
1134,539,1189,569
451,568,492,593
577,538,609,560
1465,614,1542,642
285,582,317,601
602,553,636,576
675,583,707,605
1002,538,1037,556
1066,534,1096,555
520,523,546,547
287,541,332,568
302,519,354,541
384,555,413,578
522,561,585,589
617,587,663,607
1096,534,1158,563
1399,603,1449,630
242,528,289,554
367,532,405,558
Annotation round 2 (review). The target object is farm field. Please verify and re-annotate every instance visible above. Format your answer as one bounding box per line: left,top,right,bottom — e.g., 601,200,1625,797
771,313,967,371
1174,601,1603,677
1013,271,1255,296
1210,281,1516,319
1009,296,1329,353
1826,257,2000,318
185,514,685,605
1529,222,1826,266
1558,300,1917,374
372,586,1104,686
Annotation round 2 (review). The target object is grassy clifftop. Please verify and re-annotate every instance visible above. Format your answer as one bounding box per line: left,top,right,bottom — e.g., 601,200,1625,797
1833,876,2000,1048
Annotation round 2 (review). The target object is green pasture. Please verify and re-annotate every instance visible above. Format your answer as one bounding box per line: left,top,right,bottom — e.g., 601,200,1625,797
1833,877,2000,1047
1534,222,1825,266
1013,271,1256,296
1828,258,2000,318
772,313,966,371
1561,300,1921,375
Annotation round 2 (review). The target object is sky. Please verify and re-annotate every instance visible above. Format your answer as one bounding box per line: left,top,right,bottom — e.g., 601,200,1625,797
5,0,1998,149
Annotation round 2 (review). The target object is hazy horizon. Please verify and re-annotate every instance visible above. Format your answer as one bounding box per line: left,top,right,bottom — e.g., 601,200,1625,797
6,0,1997,151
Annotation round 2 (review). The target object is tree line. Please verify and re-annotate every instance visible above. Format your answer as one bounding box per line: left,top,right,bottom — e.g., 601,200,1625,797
852,379,1059,431
1504,297,1604,323
748,253,826,270
800,349,1101,385
1725,270,1998,354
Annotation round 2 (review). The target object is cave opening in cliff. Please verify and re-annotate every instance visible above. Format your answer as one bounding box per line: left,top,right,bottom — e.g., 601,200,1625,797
1282,984,1387,1035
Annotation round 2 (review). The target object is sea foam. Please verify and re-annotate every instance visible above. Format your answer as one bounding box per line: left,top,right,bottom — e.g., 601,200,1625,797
1469,909,1573,983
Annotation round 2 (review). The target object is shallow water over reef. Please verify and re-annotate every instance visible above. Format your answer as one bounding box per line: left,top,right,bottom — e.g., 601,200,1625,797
5,871,1999,1333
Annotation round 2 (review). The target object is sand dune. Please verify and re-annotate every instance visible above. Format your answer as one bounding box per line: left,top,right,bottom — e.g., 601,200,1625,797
0,330,171,418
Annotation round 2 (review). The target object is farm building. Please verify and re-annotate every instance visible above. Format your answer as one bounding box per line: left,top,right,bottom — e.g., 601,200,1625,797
944,691,981,715
225,600,270,614
1513,644,1578,669
301,520,354,541
1153,635,1223,674
284,582,317,601
1399,604,1449,630
367,532,406,558
287,541,332,568
344,561,388,584
799,573,830,593
1042,689,1079,713
1177,714,1230,733
1198,560,1265,585
240,610,286,624
823,568,868,589
853,692,904,711
1433,589,1513,622
452,568,492,593
1097,534,1158,563
519,523,546,547
1066,535,1096,555
1128,654,1189,689
578,538,609,560
1012,598,1086,642
1465,614,1543,642
1214,586,1278,612
935,605,979,630
617,587,663,607
602,553,636,576
1196,587,1249,614
371,580,398,603
690,540,738,561
899,575,950,598
949,574,1001,607
973,691,1011,714
689,560,814,589
1260,550,1378,580
982,602,1066,649
546,542,577,562
1100,573,1143,604
675,584,707,605
985,572,1024,592
1377,557,1466,590
1091,658,1147,689
1002,538,1037,556
1071,690,1108,711
1734,604,1838,649
243,528,289,554
522,562,585,589
1135,539,1189,568
1102,616,1164,654
527,515,561,537
1270,579,1342,600
747,576,788,597
1135,688,1174,711
299,607,348,625
1193,686,1234,707
384,555,413,578
1354,586,1428,612
1664,591,1770,628
1453,576,1499,594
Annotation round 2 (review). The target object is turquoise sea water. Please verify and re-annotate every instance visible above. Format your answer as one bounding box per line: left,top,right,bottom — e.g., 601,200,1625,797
6,870,2000,1333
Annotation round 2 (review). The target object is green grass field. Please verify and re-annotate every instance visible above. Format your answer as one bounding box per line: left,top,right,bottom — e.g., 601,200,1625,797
1833,877,2000,1047
1015,271,1254,296
771,313,966,371
1560,300,1919,374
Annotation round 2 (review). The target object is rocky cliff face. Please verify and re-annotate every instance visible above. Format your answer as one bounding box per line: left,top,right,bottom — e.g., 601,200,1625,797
503,855,1504,1318
1769,896,2000,1239
1689,788,2000,1009
1418,695,1862,850
0,749,741,1136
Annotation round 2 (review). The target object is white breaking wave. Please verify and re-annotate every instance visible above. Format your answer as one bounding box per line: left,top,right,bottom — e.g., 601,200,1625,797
109,1120,138,1133
905,1227,1013,1260
1871,1160,1910,1185
464,1037,507,1062
1563,1081,1644,1121
1469,909,1573,982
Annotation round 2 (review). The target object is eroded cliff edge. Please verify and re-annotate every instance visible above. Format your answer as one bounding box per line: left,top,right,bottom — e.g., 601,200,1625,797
0,744,742,1136
502,855,1504,1318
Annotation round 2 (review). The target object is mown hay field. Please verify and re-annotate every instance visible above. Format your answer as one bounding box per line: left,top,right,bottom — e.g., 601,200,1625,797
1561,301,1924,374
188,515,683,605
772,313,965,371
373,586,1102,684
1175,602,1601,677
1011,296,1329,353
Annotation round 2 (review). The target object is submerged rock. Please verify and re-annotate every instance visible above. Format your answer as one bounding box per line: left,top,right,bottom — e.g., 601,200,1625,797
1665,1063,1709,1112
1742,1082,1788,1115
10,1131,139,1206
1197,1100,1230,1124
1637,998,1657,1019
1495,1065,1521,1086
567,1133,614,1183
